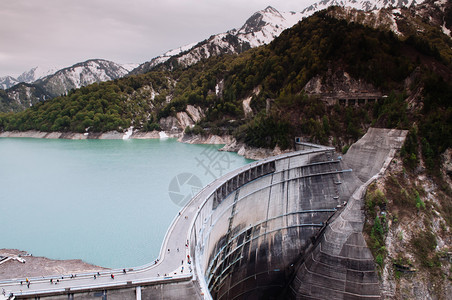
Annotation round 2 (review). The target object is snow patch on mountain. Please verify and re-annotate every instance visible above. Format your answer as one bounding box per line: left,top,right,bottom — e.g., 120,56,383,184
164,43,199,57
301,0,423,17
36,59,131,97
120,63,140,72
17,66,59,83
133,0,425,75
330,0,451,38
0,76,20,90
175,6,305,63
234,6,303,47
132,6,304,74
0,66,59,89
129,43,198,74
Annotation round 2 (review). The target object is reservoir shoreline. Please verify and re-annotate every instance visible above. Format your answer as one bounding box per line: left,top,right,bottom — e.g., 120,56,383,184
0,130,294,160
0,129,174,140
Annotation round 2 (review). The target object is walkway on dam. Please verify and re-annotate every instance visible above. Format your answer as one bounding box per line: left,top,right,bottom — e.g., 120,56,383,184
0,144,333,299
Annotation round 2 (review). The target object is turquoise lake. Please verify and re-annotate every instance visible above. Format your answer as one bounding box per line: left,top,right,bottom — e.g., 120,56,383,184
0,138,252,269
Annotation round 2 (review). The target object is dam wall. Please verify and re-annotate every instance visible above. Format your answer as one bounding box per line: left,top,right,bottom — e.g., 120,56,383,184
188,146,350,299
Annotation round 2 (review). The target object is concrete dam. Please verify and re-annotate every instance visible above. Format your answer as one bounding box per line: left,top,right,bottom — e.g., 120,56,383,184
0,128,407,299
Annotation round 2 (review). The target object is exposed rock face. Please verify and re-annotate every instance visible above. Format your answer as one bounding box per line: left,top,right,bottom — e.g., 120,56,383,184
366,148,452,299
0,131,88,139
176,112,194,129
442,148,452,176
219,138,291,160
159,106,205,131
178,134,234,145
242,96,253,118
178,133,291,160
185,105,205,123
241,86,260,118
303,69,379,95
414,0,452,37
130,130,160,139
159,116,180,132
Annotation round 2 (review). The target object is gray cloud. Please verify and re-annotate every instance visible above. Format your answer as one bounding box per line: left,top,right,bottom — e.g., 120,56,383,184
0,0,316,77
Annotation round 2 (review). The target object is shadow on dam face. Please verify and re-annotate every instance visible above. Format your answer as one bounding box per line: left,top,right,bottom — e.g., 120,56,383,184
193,128,407,300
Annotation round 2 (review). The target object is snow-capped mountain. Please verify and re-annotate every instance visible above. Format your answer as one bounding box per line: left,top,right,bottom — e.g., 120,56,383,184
233,6,303,47
131,6,304,74
324,0,451,38
131,43,198,74
1,59,131,112
300,0,422,17
132,1,425,75
35,59,131,97
119,63,140,72
0,66,59,90
17,66,59,84
0,76,20,90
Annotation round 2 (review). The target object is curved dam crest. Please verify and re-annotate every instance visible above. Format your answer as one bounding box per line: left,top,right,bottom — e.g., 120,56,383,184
0,128,407,300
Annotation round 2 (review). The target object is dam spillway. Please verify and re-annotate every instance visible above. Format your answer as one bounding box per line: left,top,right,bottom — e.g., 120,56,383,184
0,128,407,299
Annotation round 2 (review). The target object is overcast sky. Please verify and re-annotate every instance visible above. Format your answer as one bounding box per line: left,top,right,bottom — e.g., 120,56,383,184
1,0,318,78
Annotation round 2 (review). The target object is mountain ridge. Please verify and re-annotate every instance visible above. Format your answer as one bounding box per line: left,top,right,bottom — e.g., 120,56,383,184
132,0,428,75
0,59,133,111
35,59,130,97
0,76,20,90
300,0,422,16
17,66,59,84
129,6,304,75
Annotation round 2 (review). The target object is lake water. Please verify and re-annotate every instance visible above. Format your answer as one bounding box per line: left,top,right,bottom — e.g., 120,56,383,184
0,138,252,269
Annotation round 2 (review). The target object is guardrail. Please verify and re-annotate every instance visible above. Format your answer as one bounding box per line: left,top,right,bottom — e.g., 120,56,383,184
10,274,192,299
